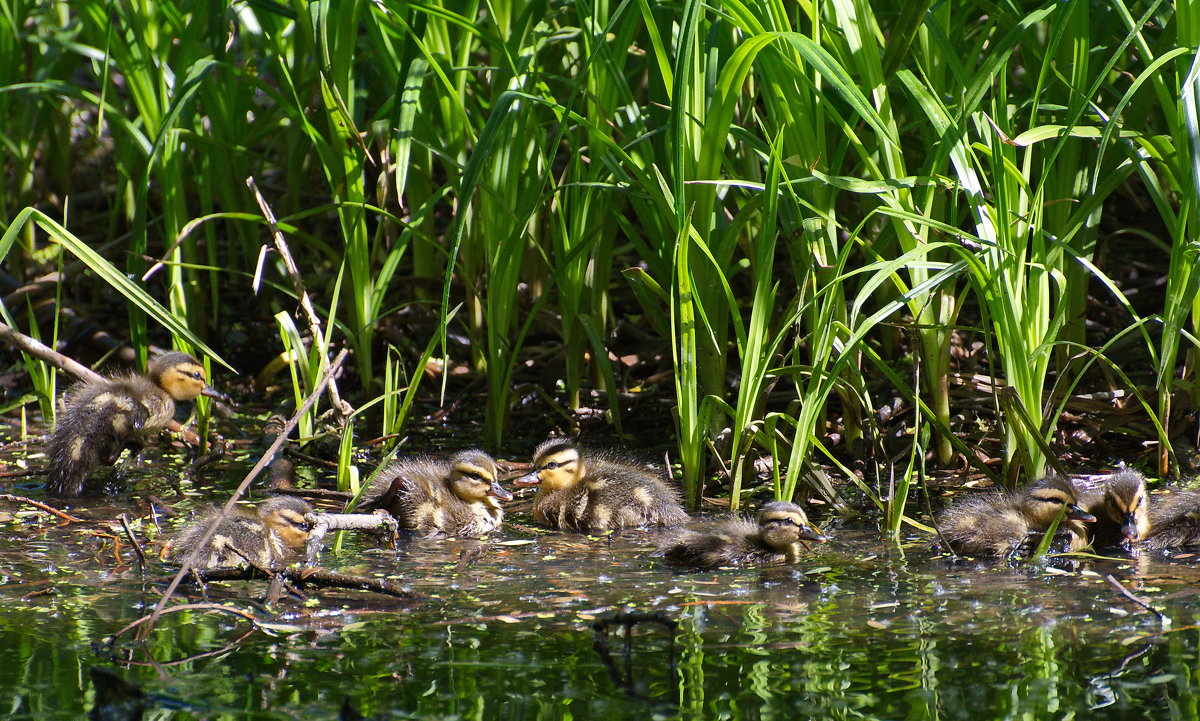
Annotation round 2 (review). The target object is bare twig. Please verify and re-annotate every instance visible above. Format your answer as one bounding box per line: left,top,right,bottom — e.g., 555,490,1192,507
1106,574,1170,627
107,603,260,644
303,511,400,566
140,349,349,640
118,514,147,565
0,493,84,523
0,320,102,382
246,176,353,422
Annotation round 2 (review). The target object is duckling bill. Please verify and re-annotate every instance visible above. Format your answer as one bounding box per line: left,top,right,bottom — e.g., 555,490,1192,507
936,475,1095,558
655,501,827,568
360,449,510,537
514,439,689,531
46,351,222,496
167,495,313,570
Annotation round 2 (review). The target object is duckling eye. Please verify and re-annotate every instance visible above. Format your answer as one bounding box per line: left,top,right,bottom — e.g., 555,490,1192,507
542,461,561,470
190,371,204,381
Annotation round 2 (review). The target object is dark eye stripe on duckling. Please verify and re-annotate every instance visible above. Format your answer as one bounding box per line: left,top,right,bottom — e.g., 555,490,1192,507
457,464,494,482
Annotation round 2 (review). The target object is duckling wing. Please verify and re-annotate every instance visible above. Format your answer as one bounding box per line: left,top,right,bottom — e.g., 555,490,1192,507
582,466,689,530
532,485,591,530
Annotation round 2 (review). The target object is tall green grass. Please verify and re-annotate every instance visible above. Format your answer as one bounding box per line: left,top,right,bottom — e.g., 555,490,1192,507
0,0,1195,530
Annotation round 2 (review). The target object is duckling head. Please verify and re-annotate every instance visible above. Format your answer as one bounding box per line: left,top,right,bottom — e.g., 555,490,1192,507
149,352,221,402
1101,468,1149,542
257,495,314,551
757,501,829,551
513,439,583,491
1022,475,1096,530
446,449,512,503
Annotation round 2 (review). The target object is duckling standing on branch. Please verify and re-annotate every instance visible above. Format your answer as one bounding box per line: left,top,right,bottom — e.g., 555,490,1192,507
654,501,828,569
936,475,1096,558
45,351,224,496
166,495,313,570
1079,467,1149,549
513,439,689,531
359,449,511,537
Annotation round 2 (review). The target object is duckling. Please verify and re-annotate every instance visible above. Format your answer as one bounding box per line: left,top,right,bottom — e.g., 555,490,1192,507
1143,488,1200,550
45,351,221,496
654,501,828,568
936,475,1096,558
167,496,313,570
513,439,689,531
360,449,510,537
1079,467,1149,548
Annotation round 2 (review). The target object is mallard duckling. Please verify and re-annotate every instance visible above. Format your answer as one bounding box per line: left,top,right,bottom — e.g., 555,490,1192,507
168,496,313,570
360,449,510,537
1143,488,1200,550
654,501,828,568
1079,468,1149,548
513,439,689,531
936,475,1096,558
45,351,221,496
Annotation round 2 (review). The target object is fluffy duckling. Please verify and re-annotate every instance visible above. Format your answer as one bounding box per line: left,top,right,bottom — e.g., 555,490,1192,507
936,475,1096,558
1079,468,1149,548
654,501,828,568
360,449,511,537
168,496,313,570
1143,488,1200,550
46,351,221,496
513,439,689,531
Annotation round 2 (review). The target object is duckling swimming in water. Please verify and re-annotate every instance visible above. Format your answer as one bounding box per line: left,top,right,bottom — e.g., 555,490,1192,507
936,475,1096,558
654,501,827,568
1079,467,1149,549
513,439,689,531
167,495,313,570
359,449,510,537
45,351,221,496
1143,488,1200,550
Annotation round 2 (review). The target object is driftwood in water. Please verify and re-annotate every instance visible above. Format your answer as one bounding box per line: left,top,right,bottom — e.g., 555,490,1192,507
182,566,422,599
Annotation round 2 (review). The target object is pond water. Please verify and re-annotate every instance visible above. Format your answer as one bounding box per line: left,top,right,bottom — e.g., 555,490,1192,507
1,425,1198,720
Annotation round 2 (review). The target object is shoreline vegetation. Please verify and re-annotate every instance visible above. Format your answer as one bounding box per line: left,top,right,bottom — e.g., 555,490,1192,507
1,1,1196,531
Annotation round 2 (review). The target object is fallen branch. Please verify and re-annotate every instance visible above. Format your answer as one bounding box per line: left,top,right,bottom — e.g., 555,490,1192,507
304,511,399,566
178,566,423,600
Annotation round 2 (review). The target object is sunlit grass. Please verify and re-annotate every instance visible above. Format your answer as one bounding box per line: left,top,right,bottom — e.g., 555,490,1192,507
0,0,1195,532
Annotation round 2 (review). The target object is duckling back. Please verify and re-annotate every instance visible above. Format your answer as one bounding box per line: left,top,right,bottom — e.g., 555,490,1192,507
365,450,506,537
655,517,766,568
46,375,176,496
535,457,689,531
1143,489,1200,550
